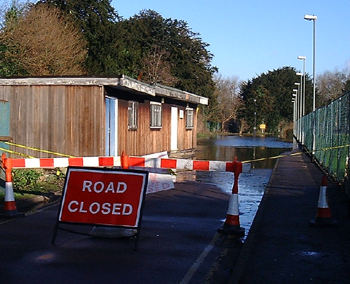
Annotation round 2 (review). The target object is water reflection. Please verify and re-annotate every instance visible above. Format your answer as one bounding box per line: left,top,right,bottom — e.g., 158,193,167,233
196,135,292,168
195,169,271,239
192,135,292,238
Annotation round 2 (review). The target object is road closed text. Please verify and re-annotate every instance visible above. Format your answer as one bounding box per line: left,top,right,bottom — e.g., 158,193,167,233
67,201,133,215
68,180,132,215
59,169,148,227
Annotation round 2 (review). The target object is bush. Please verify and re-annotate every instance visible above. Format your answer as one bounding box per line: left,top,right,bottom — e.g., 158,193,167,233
13,169,42,191
12,168,65,193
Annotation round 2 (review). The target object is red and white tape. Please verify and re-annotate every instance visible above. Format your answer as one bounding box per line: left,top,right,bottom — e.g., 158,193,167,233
9,156,251,172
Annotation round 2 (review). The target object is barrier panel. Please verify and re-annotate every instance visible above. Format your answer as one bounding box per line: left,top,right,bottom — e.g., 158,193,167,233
1,152,250,238
4,155,251,172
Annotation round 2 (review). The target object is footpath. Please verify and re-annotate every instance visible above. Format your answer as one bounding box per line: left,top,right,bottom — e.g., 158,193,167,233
230,150,350,283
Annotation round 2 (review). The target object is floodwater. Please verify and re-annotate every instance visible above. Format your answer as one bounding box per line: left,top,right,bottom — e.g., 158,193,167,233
193,135,292,238
195,135,293,168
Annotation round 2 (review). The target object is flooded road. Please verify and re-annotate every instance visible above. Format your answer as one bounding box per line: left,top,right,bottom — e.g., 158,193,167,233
195,135,292,168
190,135,292,237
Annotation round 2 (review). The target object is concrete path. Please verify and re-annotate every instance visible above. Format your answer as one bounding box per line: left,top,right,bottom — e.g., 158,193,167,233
230,150,350,283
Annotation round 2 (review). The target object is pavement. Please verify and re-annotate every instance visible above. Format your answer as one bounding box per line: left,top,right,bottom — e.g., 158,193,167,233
230,150,350,283
0,150,349,283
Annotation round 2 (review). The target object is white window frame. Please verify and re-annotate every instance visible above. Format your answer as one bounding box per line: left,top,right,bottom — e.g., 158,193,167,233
150,101,162,129
128,101,138,130
186,107,194,129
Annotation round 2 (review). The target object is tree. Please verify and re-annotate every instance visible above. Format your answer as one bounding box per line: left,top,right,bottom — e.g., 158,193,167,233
0,3,87,76
113,10,219,129
316,69,350,106
239,67,313,133
344,79,350,93
139,45,177,86
40,0,120,75
213,74,243,132
114,10,217,98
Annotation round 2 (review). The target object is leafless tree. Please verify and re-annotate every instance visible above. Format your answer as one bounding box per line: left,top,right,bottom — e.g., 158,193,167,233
139,45,177,86
0,3,87,76
317,69,350,105
214,74,243,131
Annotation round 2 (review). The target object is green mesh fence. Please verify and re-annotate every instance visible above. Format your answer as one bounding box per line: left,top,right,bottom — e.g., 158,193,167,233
297,92,350,183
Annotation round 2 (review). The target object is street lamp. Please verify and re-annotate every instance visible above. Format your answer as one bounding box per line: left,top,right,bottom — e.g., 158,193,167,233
297,56,306,115
253,98,257,136
296,72,303,117
304,14,317,111
293,86,301,142
292,95,297,138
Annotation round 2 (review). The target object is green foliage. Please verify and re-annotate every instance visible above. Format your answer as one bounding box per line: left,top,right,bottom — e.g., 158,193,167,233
13,169,42,191
239,67,313,133
12,168,66,193
113,10,219,122
0,44,26,77
40,0,120,75
114,10,217,97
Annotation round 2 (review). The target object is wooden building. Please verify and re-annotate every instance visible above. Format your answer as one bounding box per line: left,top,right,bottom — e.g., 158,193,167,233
0,76,208,158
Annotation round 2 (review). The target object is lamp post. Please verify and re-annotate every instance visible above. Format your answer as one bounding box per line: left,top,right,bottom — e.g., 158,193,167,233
292,95,297,138
297,56,306,115
293,88,299,141
253,98,257,137
294,83,301,142
296,72,303,115
304,14,317,111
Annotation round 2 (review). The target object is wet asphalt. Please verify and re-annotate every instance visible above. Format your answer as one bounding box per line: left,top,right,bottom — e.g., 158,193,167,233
0,180,241,284
1,150,349,283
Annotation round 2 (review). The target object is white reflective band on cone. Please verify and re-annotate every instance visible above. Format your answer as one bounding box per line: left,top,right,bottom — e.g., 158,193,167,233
318,186,328,208
5,182,15,202
227,194,239,215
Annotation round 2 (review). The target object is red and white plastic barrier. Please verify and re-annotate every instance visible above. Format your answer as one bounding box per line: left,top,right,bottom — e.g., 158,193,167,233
1,152,250,218
7,155,251,172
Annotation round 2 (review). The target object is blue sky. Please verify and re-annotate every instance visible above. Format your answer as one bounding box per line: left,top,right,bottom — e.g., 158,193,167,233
112,0,350,81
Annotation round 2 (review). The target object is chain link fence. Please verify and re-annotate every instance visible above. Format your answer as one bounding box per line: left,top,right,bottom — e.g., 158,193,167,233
296,92,349,187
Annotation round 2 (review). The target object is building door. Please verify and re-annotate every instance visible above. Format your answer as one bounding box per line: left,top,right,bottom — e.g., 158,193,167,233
0,100,10,158
170,107,178,151
0,100,10,138
105,97,118,156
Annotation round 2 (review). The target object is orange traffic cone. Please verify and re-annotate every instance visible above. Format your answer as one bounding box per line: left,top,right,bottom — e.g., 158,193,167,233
309,175,337,227
218,159,245,236
1,154,22,217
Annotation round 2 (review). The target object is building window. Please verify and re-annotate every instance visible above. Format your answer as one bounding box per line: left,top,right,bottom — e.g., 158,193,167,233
186,108,194,129
128,101,138,130
150,102,162,128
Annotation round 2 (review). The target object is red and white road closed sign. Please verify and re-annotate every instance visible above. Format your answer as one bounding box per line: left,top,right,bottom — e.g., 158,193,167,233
58,168,148,228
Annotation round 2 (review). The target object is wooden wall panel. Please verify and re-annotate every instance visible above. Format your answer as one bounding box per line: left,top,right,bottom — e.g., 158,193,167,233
175,106,196,151
3,84,198,158
118,100,172,156
6,85,105,158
